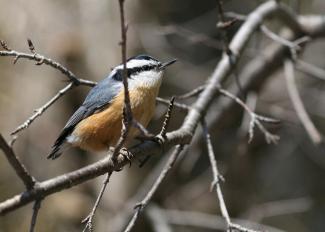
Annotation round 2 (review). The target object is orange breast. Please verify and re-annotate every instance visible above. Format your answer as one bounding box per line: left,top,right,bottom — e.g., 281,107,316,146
70,86,159,151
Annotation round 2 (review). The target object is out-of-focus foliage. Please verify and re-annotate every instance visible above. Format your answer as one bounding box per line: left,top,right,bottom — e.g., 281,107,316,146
0,0,325,231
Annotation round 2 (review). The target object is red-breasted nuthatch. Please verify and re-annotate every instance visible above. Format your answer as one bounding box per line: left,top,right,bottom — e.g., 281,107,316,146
48,55,176,159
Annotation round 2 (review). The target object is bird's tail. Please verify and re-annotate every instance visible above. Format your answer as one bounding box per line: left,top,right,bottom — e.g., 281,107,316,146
47,140,70,160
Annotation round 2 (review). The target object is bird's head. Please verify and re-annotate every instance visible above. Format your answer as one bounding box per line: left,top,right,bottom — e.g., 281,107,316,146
111,54,177,88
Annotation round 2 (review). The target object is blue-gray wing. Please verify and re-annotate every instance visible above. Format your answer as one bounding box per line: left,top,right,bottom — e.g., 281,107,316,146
64,76,122,129
48,74,122,159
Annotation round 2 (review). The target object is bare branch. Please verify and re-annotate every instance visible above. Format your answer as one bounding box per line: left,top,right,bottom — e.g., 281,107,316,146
11,83,75,136
201,120,258,232
296,59,325,81
176,85,206,99
217,88,280,144
111,0,132,162
156,97,190,111
159,97,175,138
29,199,42,232
0,134,36,190
146,205,172,232
1,1,325,219
82,173,112,232
284,59,322,144
0,40,80,84
124,145,184,232
162,208,285,232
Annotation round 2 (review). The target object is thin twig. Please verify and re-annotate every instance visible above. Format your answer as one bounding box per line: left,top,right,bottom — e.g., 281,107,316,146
159,97,175,138
218,87,280,144
111,0,132,162
82,172,112,232
0,39,80,84
156,97,190,111
201,120,258,232
0,134,36,189
11,83,75,136
29,199,42,232
176,85,206,99
162,208,285,232
124,145,184,232
146,204,172,232
260,25,310,58
284,59,322,144
296,59,325,81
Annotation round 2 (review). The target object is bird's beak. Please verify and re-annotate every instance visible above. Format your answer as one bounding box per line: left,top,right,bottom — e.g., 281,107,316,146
160,58,177,70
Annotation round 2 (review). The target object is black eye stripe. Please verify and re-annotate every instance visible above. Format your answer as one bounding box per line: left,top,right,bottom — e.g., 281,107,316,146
112,65,158,81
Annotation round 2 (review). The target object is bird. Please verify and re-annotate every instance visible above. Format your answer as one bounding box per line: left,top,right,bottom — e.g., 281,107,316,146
47,54,176,159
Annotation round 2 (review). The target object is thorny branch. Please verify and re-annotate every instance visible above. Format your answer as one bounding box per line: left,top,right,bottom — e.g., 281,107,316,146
0,1,324,231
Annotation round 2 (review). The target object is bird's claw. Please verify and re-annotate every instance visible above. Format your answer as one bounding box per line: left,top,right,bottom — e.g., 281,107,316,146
121,147,133,167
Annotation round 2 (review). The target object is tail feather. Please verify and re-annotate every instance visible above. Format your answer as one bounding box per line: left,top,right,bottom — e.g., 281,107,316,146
47,141,70,160
48,127,74,160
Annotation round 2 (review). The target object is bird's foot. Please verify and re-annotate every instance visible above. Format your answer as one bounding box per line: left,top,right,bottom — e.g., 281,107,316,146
120,147,133,167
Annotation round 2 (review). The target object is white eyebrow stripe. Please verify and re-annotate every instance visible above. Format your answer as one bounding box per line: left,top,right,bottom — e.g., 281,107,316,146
115,59,157,70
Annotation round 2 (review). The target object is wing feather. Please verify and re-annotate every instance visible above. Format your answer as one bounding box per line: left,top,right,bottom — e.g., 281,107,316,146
48,73,122,159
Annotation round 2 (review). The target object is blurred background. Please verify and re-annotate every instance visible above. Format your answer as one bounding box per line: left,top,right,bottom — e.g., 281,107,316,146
0,0,325,231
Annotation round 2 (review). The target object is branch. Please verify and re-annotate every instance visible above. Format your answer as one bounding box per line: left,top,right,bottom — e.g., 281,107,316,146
162,209,285,232
1,1,325,217
123,145,184,232
284,59,322,144
0,134,36,190
201,120,258,232
296,59,325,81
110,0,133,161
11,83,75,137
29,199,42,232
82,173,112,231
217,87,280,144
0,39,80,84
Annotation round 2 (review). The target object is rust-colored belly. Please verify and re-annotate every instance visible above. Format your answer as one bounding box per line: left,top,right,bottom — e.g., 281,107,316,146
70,86,158,151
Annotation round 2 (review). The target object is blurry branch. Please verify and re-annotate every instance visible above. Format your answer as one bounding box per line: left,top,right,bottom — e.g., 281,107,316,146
124,145,184,232
284,59,322,144
156,97,190,111
238,92,258,138
260,25,310,58
202,120,258,232
178,85,279,144
146,205,172,232
243,197,313,222
1,0,325,223
0,134,36,189
296,59,325,81
218,88,280,143
161,208,285,232
160,25,223,50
